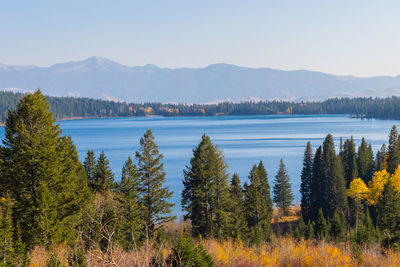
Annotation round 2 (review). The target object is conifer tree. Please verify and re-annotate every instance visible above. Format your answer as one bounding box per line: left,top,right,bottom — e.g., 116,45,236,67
310,146,323,221
118,156,142,249
136,129,175,236
341,137,358,187
0,197,15,265
273,159,293,216
258,161,273,217
228,174,247,239
376,144,387,172
357,138,375,183
387,125,400,174
84,150,97,189
93,151,115,193
377,178,400,246
294,216,307,240
314,209,328,240
244,164,273,243
329,211,344,242
182,135,231,238
300,142,313,223
0,90,90,248
322,134,347,218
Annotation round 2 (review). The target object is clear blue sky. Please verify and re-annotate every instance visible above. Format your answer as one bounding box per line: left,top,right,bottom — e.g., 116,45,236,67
1,0,399,77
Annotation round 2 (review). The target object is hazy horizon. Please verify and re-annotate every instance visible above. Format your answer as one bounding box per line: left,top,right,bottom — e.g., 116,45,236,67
2,1,400,77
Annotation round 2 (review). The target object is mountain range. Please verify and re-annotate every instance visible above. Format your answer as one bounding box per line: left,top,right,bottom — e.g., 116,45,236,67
1,57,400,103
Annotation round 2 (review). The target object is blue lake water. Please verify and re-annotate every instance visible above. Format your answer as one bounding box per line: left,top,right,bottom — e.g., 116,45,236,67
0,114,398,217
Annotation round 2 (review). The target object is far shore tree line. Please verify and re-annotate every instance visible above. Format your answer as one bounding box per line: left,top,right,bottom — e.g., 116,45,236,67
1,90,400,265
3,90,400,123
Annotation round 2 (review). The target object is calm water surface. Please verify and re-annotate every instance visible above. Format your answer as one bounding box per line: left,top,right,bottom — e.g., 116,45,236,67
1,115,398,216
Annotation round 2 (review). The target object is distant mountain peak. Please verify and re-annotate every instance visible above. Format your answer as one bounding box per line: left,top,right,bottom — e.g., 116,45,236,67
1,57,400,103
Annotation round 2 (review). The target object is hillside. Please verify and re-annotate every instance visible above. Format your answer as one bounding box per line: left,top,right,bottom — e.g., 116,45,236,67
2,57,400,103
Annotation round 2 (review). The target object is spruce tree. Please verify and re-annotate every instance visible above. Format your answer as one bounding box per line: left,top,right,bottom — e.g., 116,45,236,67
322,134,347,218
0,90,90,248
0,197,15,265
228,174,247,239
329,211,344,242
377,178,400,246
387,125,400,174
244,164,273,243
258,161,273,217
182,135,231,238
376,144,387,172
93,151,115,193
273,159,293,216
118,156,142,249
136,129,175,236
310,146,323,221
341,137,358,187
357,138,375,183
314,208,328,240
84,149,97,189
300,141,313,223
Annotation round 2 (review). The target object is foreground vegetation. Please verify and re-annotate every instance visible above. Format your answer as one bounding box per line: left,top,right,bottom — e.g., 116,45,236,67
3,90,400,266
3,90,400,122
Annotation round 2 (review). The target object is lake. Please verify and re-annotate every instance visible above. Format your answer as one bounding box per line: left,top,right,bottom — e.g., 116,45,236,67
1,114,398,217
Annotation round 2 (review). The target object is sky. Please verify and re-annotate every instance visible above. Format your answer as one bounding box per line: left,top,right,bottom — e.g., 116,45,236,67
1,0,400,77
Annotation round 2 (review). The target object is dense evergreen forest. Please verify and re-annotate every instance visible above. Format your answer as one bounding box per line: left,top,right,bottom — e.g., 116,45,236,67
3,90,400,265
2,90,400,123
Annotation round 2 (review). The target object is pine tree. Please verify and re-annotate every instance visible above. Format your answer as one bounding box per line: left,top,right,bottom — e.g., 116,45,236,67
182,135,231,238
376,144,387,172
329,211,344,242
294,216,307,240
0,197,15,266
310,146,323,221
244,164,273,243
322,134,347,218
273,159,293,216
0,90,91,248
377,178,400,246
84,150,97,189
314,208,328,240
118,156,142,249
210,146,232,239
341,137,358,187
92,151,115,193
228,174,247,239
300,142,313,223
357,138,375,183
136,129,175,236
258,161,273,218
387,125,400,174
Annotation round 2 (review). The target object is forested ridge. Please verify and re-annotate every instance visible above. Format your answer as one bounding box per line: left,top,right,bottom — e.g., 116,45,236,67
3,90,400,266
2,91,400,123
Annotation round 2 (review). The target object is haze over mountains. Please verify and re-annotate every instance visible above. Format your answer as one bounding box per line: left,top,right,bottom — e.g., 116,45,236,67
1,57,400,103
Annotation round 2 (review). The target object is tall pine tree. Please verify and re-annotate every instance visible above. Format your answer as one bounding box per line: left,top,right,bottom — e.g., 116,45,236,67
136,129,175,236
300,142,313,223
387,125,400,174
357,138,375,184
118,156,142,249
83,150,97,189
310,146,323,222
273,159,294,216
341,137,358,187
182,135,231,238
93,151,115,193
0,90,91,248
244,163,273,243
228,174,247,239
